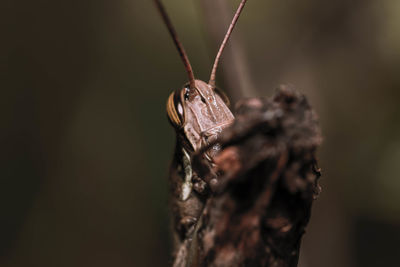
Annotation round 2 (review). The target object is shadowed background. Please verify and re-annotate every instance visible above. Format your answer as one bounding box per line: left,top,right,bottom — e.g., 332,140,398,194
1,0,400,266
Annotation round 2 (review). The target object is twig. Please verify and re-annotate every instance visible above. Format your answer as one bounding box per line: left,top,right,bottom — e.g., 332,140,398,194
172,85,322,266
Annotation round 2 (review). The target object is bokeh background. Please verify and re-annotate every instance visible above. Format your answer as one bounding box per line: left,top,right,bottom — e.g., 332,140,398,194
2,0,400,266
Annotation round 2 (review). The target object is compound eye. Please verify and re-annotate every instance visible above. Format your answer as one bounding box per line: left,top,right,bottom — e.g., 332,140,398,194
166,90,185,127
214,87,231,107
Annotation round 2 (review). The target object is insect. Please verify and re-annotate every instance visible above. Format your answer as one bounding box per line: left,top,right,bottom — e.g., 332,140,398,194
154,0,248,252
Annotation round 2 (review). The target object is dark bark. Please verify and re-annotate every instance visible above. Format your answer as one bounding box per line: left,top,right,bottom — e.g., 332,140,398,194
173,85,322,267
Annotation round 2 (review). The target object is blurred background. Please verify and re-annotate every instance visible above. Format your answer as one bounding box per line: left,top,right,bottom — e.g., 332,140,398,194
1,0,400,266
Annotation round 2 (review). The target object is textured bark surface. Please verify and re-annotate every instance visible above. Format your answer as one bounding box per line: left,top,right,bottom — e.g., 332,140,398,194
173,85,322,267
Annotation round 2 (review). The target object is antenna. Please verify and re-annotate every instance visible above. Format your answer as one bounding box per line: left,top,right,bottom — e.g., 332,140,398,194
154,0,196,89
209,0,248,88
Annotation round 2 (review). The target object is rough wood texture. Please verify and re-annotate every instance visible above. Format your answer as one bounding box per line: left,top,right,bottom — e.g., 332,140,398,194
173,85,322,267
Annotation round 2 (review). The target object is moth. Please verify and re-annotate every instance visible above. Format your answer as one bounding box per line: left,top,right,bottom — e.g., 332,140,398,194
154,0,248,252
